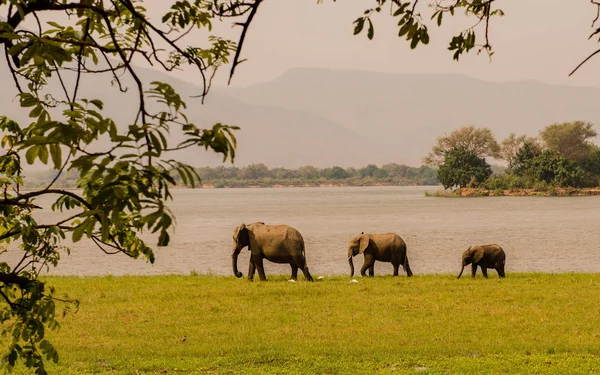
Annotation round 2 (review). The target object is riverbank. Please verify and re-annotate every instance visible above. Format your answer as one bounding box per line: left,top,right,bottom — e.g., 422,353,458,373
20,273,600,374
429,187,600,197
200,181,435,188
21,181,439,190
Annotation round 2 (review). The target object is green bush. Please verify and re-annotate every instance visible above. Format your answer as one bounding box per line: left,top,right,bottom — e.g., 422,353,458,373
438,147,492,189
481,175,532,190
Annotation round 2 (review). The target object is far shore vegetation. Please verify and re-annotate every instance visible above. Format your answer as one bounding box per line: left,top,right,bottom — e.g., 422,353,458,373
25,120,600,196
426,121,600,197
24,163,440,189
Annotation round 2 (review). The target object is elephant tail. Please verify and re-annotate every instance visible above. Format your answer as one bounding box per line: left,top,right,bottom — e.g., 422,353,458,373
300,242,313,281
303,265,313,281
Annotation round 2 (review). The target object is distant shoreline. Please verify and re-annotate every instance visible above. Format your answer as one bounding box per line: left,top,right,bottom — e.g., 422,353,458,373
19,185,600,196
20,182,440,191
430,187,600,197
198,182,436,189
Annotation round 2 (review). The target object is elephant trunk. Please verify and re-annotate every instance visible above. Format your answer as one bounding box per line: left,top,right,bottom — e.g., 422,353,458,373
348,249,355,277
457,261,465,279
232,249,242,278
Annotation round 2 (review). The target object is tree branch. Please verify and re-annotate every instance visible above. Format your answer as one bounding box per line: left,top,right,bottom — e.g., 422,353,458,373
228,0,263,85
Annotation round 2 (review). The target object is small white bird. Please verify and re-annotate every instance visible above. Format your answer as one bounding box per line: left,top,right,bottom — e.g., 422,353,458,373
350,279,358,283
317,276,324,280
288,279,296,283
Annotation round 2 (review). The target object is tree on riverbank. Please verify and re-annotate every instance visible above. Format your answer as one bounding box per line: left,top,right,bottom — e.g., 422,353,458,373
539,121,597,163
423,126,500,166
437,148,492,189
434,122,600,190
501,133,540,173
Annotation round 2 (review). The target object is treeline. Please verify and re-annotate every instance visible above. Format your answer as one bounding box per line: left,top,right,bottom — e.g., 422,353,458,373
428,121,600,190
192,163,439,188
24,163,439,189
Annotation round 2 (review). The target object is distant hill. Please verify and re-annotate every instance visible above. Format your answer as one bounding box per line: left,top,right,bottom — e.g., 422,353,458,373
224,67,600,166
0,54,389,169
2,57,600,169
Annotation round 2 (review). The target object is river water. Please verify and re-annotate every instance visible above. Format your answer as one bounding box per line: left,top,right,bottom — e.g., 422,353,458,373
11,186,600,277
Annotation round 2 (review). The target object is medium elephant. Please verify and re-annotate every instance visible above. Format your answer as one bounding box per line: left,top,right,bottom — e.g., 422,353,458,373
457,244,506,279
347,232,413,277
231,222,313,281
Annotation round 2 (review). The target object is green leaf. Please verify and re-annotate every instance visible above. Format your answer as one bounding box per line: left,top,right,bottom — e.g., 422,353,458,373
25,146,40,164
46,22,64,30
421,30,430,45
39,145,49,164
398,23,410,37
20,94,39,108
410,34,420,49
367,19,374,40
49,144,62,169
89,99,103,110
72,224,85,242
353,18,365,35
157,229,170,247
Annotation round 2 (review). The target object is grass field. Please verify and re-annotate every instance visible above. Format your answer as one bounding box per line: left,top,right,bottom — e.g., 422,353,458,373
17,273,600,374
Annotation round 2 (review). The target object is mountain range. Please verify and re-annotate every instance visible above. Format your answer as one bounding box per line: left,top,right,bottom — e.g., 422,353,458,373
2,54,600,168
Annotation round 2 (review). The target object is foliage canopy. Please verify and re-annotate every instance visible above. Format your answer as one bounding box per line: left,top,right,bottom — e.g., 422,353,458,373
0,0,258,373
500,133,539,173
437,122,600,190
539,121,597,163
423,125,500,166
437,147,492,189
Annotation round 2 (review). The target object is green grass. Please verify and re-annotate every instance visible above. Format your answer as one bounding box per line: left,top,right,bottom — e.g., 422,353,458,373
18,273,600,374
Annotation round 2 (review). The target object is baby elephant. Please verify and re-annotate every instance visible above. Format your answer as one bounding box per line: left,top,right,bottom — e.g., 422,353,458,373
347,232,413,277
457,244,506,279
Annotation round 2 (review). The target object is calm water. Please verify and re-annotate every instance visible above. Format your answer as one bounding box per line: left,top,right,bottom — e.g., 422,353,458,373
13,186,600,277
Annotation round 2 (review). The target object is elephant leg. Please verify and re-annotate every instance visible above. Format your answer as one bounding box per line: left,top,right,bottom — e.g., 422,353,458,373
290,264,298,280
471,263,478,278
360,254,374,277
497,263,505,278
293,255,313,281
252,254,267,281
481,267,489,278
403,257,413,277
368,264,375,277
248,259,256,281
393,263,399,276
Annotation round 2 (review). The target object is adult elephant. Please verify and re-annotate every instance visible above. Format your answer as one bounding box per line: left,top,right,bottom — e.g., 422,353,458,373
457,244,506,279
347,232,413,277
231,222,313,281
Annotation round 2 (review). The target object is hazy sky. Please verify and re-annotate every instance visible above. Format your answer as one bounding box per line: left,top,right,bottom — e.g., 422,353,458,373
138,0,600,89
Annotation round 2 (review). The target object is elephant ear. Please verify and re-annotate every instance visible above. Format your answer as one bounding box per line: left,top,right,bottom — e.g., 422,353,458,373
233,223,246,240
358,234,370,254
472,246,484,263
